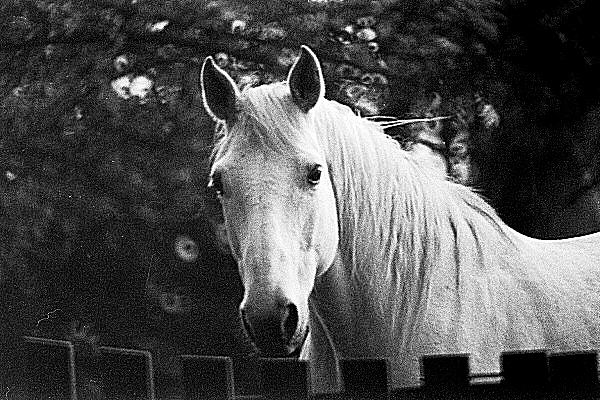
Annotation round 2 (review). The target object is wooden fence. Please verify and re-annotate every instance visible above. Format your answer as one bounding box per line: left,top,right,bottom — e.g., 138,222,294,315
7,336,599,399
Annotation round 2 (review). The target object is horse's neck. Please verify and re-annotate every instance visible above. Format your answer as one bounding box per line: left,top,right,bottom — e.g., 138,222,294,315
316,115,528,353
316,118,447,354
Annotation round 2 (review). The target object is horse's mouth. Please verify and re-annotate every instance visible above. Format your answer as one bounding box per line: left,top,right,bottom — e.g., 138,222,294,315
247,324,309,358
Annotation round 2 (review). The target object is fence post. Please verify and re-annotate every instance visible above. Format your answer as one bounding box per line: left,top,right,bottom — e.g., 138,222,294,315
260,358,311,400
340,358,388,399
501,350,548,389
549,351,598,395
98,346,155,400
181,355,235,400
20,336,77,400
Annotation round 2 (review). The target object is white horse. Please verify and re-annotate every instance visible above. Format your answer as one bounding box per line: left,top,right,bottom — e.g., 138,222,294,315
200,46,600,394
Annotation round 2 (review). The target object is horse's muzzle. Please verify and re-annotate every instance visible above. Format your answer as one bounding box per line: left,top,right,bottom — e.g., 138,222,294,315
240,302,306,357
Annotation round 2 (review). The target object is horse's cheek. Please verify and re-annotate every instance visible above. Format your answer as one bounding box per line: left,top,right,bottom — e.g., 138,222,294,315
313,190,339,272
219,201,244,264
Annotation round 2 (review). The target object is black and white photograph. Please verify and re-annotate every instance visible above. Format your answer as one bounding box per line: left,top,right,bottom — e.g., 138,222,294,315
1,0,600,398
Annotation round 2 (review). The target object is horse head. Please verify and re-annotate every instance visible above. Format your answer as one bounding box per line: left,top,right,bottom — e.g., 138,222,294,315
200,46,339,356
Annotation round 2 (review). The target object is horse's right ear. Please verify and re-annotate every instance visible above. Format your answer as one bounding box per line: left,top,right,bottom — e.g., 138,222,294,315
200,56,240,122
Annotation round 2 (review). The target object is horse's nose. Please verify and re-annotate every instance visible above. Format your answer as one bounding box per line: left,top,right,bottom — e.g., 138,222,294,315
240,300,299,353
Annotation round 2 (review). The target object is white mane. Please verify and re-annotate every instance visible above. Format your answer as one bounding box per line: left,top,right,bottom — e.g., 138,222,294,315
306,95,523,353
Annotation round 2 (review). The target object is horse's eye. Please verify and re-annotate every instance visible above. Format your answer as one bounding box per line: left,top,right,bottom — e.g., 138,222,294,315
208,171,224,196
307,164,322,185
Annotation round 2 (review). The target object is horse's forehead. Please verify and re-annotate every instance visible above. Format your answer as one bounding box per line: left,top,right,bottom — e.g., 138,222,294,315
216,137,294,176
220,127,321,165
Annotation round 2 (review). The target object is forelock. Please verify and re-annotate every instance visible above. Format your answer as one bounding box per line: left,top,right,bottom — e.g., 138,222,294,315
213,82,323,162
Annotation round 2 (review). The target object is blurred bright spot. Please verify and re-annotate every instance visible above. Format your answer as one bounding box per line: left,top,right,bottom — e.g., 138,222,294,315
110,75,153,100
174,234,199,263
113,54,129,72
111,76,132,99
129,76,153,98
159,292,191,314
231,19,246,33
11,86,26,96
148,20,169,32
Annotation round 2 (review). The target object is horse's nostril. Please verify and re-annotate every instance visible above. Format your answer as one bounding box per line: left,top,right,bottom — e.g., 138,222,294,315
282,303,298,342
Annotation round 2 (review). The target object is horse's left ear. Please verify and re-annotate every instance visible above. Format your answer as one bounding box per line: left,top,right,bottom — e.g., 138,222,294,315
288,46,325,113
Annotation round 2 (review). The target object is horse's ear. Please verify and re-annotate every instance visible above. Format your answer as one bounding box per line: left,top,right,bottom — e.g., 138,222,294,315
288,45,325,113
200,56,240,122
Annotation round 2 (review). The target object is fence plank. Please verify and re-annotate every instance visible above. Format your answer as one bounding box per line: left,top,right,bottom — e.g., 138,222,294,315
340,358,388,399
260,358,310,400
20,336,77,400
98,346,155,400
421,354,470,389
181,355,234,400
501,350,548,390
549,351,598,389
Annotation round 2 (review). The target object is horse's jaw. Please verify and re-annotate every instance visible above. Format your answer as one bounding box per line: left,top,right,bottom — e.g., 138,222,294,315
303,256,361,394
304,299,344,394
